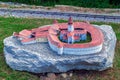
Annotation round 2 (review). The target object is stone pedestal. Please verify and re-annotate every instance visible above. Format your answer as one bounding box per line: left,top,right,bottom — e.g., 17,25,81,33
3,25,116,73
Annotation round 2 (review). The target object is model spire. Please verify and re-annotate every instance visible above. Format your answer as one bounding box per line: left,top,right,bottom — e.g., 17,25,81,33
68,17,74,32
68,17,73,25
53,19,58,24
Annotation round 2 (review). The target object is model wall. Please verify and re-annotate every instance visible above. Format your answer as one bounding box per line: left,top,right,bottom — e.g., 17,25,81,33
63,44,102,55
48,39,103,55
48,39,59,52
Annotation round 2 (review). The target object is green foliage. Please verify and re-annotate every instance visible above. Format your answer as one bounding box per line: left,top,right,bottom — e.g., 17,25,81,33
109,0,120,5
1,0,120,8
58,0,110,8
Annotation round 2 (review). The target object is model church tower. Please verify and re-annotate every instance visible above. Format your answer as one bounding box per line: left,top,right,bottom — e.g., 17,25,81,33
68,17,74,32
67,17,74,44
59,17,87,44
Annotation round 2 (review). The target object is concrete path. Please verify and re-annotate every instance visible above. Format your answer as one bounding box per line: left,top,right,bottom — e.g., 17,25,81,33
0,8,120,23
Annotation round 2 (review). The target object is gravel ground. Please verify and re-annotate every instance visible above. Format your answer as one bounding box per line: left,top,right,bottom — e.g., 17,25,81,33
0,8,120,23
0,1,120,15
0,2,120,23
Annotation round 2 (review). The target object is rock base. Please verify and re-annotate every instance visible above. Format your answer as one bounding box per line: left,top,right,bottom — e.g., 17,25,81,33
3,25,116,73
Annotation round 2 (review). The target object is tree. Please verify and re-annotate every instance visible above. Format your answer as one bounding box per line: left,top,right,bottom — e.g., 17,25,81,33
109,0,120,5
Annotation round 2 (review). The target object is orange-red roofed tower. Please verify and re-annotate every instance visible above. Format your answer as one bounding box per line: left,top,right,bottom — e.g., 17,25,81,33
67,17,74,44
68,17,74,32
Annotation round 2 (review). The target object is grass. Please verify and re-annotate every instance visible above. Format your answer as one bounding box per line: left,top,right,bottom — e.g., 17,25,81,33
0,17,120,80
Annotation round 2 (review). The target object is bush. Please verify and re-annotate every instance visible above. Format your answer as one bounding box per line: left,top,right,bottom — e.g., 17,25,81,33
0,0,120,8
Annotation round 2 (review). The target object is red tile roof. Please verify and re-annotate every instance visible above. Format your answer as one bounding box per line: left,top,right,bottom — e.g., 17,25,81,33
74,36,80,40
15,19,103,49
58,43,63,48
19,29,32,37
67,32,74,37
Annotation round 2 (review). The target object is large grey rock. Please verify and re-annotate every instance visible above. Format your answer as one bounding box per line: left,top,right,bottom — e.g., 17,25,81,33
3,25,116,73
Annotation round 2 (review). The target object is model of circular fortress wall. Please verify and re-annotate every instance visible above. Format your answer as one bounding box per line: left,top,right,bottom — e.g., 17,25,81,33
13,17,104,55
48,22,104,55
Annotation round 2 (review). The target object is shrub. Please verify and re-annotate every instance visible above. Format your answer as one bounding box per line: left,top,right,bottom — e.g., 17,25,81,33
0,0,120,8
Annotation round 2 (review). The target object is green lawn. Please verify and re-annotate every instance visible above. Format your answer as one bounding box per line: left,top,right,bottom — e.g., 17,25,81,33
0,17,120,80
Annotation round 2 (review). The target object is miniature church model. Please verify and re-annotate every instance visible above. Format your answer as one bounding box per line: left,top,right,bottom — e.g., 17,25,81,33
13,17,104,55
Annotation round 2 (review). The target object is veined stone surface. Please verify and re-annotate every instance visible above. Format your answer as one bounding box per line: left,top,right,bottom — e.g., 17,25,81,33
3,25,116,73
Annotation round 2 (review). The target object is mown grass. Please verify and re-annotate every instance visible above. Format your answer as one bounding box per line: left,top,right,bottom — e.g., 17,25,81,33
0,17,120,80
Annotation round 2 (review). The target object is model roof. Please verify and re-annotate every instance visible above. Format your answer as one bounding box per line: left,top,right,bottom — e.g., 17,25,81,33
19,29,32,36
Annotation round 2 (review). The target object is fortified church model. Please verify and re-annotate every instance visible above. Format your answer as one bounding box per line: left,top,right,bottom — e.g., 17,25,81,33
13,17,104,55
